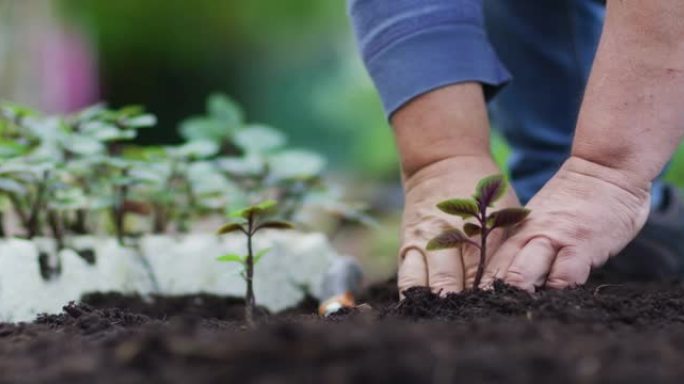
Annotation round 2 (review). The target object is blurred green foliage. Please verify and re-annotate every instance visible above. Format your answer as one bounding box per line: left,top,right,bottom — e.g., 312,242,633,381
55,0,399,178
53,0,684,190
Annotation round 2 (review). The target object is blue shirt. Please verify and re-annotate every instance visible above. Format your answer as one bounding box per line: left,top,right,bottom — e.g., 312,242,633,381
348,0,510,117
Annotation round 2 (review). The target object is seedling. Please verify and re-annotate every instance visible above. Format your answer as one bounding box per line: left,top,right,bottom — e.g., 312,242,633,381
216,200,293,327
426,175,530,290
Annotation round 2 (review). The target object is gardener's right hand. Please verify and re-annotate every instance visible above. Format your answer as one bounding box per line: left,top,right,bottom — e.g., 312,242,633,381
398,155,521,296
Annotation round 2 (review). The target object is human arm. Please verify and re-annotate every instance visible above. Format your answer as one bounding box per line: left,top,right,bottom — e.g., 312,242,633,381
484,0,684,290
348,0,518,294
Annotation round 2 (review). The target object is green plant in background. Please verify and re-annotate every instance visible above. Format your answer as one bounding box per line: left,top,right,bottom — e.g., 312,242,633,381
0,94,370,240
0,102,156,239
216,200,293,327
0,94,371,288
183,93,373,228
117,141,222,236
427,175,530,290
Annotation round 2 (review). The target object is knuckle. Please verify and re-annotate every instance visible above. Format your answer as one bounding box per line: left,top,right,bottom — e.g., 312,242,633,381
504,268,528,288
429,270,460,289
545,277,573,290
546,266,587,289
550,252,591,286
397,273,425,292
567,225,592,242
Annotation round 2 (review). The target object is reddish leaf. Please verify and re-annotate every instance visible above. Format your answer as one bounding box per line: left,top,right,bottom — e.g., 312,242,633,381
256,220,294,231
475,174,506,207
426,228,468,250
487,208,530,229
436,198,479,219
217,222,245,235
463,223,481,237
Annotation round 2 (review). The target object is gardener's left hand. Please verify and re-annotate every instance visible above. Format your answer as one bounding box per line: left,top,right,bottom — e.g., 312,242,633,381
481,156,651,291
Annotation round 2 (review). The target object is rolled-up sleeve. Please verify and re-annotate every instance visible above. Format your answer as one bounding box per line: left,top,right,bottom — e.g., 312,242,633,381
349,0,511,117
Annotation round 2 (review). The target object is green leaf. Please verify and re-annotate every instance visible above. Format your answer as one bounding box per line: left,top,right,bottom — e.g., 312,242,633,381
217,155,266,177
233,125,286,153
474,174,507,207
216,254,245,264
487,208,530,229
436,198,479,219
207,93,244,126
217,222,245,235
268,149,326,180
81,122,130,141
426,228,469,250
179,117,229,143
463,223,481,237
254,199,277,211
175,140,220,159
123,114,157,128
64,135,106,156
117,105,145,117
75,103,106,121
253,248,271,264
128,167,166,185
0,141,29,158
0,178,26,194
257,220,294,231
0,103,37,120
230,199,278,219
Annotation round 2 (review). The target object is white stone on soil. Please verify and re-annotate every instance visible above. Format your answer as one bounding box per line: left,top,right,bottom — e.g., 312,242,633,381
0,231,340,322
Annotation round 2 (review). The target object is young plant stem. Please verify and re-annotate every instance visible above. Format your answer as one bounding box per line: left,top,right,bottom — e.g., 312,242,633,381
47,210,65,251
244,212,256,328
114,169,129,246
8,193,30,231
27,172,49,239
472,205,488,290
0,212,5,237
72,209,88,234
175,175,194,233
152,203,167,234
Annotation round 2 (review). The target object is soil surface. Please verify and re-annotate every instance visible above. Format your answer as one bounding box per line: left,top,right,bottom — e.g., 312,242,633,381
2,279,684,383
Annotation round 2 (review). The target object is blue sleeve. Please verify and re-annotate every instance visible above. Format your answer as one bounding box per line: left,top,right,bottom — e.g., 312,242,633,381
348,0,511,117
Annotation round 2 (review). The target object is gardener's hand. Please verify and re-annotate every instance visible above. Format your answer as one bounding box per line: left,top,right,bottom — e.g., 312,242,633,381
390,83,521,297
399,155,521,296
483,156,651,291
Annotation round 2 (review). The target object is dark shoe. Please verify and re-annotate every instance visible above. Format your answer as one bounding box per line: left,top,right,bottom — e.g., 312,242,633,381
592,185,684,282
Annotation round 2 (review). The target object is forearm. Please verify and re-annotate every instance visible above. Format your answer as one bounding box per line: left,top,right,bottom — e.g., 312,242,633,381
572,0,684,185
392,83,492,178
348,0,508,178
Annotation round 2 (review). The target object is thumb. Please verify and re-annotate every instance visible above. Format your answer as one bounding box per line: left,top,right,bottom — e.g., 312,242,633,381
397,246,428,299
503,236,558,292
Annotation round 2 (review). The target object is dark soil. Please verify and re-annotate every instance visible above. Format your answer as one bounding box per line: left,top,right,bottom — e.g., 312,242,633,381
2,279,684,383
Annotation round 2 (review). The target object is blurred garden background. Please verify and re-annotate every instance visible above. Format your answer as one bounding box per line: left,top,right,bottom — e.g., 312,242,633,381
2,0,684,279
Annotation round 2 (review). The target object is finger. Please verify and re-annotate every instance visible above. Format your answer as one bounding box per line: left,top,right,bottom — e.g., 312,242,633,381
462,240,483,289
397,247,428,299
427,248,464,295
480,233,526,288
545,248,591,289
503,236,558,292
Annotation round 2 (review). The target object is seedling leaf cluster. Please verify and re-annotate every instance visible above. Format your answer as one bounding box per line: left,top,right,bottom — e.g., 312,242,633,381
216,199,294,327
427,175,530,289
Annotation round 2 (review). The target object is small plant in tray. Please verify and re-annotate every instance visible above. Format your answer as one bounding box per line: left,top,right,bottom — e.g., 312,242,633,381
216,200,293,327
427,175,530,290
